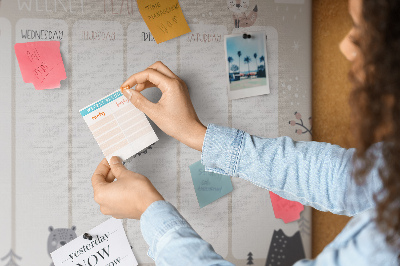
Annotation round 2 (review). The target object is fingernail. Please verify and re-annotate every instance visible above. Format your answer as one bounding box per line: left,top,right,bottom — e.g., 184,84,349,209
110,156,122,165
124,89,133,100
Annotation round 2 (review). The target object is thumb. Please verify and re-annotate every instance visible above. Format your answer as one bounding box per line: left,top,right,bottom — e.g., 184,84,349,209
122,89,155,117
109,156,129,178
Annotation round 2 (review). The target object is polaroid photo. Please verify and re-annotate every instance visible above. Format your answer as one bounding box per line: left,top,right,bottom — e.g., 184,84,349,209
224,31,270,100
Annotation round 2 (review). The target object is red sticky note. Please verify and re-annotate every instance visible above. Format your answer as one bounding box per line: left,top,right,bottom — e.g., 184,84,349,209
269,191,304,223
14,41,66,90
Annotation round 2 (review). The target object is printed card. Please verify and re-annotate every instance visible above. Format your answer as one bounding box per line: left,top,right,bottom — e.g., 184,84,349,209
51,218,138,266
224,31,270,100
79,90,158,162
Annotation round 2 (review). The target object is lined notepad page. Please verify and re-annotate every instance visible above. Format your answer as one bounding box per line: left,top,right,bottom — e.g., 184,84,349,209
79,90,158,161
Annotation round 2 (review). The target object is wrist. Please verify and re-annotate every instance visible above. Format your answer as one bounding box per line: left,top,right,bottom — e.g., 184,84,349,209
188,122,206,151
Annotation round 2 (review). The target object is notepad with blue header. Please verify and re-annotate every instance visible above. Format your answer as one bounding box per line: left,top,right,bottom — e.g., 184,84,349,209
79,90,158,162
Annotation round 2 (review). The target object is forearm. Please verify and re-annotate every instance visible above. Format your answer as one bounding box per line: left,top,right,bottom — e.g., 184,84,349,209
201,124,380,216
140,200,234,265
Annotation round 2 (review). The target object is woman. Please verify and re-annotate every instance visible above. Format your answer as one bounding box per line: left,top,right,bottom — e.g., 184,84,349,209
91,0,400,264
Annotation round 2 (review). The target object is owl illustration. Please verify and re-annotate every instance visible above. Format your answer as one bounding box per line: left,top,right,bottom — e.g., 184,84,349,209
227,0,258,28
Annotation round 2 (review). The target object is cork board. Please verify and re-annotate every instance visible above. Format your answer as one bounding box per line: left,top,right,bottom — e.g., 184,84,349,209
312,0,353,258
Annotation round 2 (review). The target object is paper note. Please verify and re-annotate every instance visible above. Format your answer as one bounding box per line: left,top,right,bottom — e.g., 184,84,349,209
51,218,138,266
189,160,233,208
79,90,158,162
14,41,66,90
269,192,304,223
137,0,191,44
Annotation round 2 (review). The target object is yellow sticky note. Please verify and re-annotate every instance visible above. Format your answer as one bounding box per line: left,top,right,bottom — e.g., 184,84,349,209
137,0,191,44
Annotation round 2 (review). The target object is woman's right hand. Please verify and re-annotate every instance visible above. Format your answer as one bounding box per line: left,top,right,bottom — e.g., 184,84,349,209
120,61,206,151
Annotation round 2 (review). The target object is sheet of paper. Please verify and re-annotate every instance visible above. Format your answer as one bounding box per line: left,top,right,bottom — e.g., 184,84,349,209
79,90,158,162
136,0,191,44
269,191,304,223
189,160,233,208
51,218,138,266
14,41,66,90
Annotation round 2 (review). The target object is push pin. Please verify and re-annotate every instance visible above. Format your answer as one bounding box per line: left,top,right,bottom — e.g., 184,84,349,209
242,33,251,39
83,233,93,240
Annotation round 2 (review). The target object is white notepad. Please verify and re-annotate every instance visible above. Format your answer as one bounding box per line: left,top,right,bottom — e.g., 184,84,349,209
79,90,158,161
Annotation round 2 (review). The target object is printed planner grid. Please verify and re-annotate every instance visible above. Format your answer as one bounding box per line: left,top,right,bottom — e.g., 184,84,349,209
79,90,158,161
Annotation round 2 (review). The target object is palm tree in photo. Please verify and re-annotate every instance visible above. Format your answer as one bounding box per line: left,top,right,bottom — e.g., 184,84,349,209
260,55,266,71
237,51,242,77
253,53,258,74
244,56,252,78
227,56,234,73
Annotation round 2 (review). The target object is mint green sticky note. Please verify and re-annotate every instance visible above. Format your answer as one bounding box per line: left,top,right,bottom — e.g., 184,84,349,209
189,160,233,208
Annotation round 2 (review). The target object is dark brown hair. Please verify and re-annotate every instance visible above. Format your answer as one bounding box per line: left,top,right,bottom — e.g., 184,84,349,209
350,0,400,252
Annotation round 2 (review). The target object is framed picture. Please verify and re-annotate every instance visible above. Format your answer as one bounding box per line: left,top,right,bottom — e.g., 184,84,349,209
224,31,270,100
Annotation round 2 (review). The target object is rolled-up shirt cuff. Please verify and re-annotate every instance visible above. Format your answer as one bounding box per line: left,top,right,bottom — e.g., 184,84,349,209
140,200,191,260
201,124,245,176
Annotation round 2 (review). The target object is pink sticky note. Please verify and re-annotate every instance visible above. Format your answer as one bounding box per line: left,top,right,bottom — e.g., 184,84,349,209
14,41,66,90
269,191,304,223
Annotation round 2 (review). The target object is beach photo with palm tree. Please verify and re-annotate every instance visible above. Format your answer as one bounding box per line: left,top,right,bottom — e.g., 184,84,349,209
225,32,268,93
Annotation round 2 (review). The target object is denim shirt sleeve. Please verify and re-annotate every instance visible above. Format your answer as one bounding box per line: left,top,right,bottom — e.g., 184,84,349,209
201,124,382,216
140,200,234,265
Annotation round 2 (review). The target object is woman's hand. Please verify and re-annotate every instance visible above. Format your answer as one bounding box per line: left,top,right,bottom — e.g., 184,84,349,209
120,61,206,151
91,157,164,220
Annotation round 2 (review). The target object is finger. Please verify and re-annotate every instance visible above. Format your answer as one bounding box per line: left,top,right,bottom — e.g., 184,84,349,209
121,89,158,117
109,156,130,178
121,68,173,94
91,159,111,189
105,168,116,183
100,206,110,216
135,81,156,92
147,61,178,79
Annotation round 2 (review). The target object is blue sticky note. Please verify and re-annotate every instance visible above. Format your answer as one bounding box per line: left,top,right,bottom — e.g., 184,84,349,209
189,160,233,208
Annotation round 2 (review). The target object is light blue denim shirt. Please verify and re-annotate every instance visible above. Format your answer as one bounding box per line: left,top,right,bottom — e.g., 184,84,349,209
140,124,399,265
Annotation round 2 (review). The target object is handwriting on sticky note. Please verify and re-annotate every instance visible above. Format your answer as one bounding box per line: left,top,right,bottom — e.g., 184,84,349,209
269,191,304,223
51,218,138,266
14,41,66,90
137,0,191,44
189,160,233,208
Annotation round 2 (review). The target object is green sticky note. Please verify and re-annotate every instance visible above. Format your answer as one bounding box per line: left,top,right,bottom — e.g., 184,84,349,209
189,160,233,208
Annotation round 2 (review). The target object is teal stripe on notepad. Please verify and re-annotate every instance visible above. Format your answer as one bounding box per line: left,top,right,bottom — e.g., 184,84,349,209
79,91,123,117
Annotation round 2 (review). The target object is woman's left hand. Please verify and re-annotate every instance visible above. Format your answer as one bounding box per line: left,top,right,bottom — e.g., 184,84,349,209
91,157,164,219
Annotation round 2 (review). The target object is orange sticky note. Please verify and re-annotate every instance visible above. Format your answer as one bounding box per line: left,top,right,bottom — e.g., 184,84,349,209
269,191,304,223
137,0,191,44
14,41,66,90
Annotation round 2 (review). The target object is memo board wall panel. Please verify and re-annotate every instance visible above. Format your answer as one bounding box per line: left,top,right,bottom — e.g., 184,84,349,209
0,0,312,265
